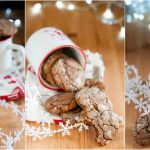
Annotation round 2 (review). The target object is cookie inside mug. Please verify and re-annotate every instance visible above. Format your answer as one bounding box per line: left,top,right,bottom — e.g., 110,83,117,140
39,46,86,90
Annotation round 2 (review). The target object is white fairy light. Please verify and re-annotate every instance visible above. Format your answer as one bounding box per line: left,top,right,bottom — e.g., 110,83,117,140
126,15,132,23
133,13,139,19
125,0,132,5
67,3,76,11
139,0,144,2
85,0,92,5
148,24,150,30
55,1,65,9
118,26,125,40
138,14,144,20
5,8,12,16
9,19,14,23
102,8,114,20
14,19,21,27
31,3,42,15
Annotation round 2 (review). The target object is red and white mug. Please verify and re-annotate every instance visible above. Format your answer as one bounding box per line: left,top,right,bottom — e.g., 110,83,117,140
0,36,25,73
25,27,86,90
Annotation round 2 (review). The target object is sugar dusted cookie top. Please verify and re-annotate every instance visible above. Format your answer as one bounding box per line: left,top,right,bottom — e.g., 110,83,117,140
51,57,85,92
44,92,77,114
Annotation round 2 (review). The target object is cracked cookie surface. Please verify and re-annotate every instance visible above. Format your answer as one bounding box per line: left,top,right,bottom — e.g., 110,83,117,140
51,57,85,92
75,87,112,111
85,79,105,91
0,19,18,37
44,92,77,114
133,115,150,146
75,87,119,145
42,50,66,85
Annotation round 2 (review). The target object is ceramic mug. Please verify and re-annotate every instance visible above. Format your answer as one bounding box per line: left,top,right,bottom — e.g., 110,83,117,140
25,27,86,90
0,36,25,73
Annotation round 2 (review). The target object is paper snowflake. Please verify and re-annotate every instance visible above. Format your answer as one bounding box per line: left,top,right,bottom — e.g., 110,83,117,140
25,120,88,141
125,63,150,116
0,100,25,150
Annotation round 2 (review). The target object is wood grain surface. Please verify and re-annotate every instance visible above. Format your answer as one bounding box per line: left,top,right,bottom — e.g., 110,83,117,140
125,22,150,149
0,99,25,149
25,1,125,149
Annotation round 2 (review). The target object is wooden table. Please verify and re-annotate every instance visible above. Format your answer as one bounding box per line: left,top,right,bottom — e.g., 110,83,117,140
125,23,150,149
0,99,25,149
0,8,25,149
26,1,124,149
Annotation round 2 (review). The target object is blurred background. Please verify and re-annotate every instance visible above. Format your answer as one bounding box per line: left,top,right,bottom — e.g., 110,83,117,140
0,1,25,45
126,0,150,79
125,0,150,149
26,1,125,149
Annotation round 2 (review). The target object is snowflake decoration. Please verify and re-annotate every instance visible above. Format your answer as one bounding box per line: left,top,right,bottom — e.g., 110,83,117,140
25,81,88,141
125,63,150,116
25,120,88,141
0,100,25,150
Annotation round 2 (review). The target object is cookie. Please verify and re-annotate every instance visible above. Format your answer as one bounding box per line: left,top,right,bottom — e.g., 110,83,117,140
51,57,85,92
42,50,66,85
0,19,18,37
44,92,77,114
75,87,112,110
75,87,119,145
60,106,82,124
133,115,150,146
79,110,119,145
85,79,105,91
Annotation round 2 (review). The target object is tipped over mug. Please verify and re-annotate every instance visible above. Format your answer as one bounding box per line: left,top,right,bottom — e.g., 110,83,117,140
25,27,86,90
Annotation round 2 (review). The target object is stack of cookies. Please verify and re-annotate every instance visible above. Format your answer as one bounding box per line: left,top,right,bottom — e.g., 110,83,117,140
42,50,120,145
0,19,18,40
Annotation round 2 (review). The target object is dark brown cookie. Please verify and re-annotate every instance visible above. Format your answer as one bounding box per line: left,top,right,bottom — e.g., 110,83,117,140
75,87,119,145
85,79,105,91
0,19,18,37
51,57,85,92
133,115,150,146
42,50,67,85
44,92,77,114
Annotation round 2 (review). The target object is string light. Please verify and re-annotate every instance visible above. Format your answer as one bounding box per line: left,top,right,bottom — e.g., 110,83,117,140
118,26,125,40
85,0,92,5
67,3,76,11
138,14,144,20
5,8,12,16
14,19,21,27
148,24,150,30
31,3,42,15
55,1,65,9
102,9,114,20
9,19,14,23
125,0,132,5
126,15,132,23
133,13,139,19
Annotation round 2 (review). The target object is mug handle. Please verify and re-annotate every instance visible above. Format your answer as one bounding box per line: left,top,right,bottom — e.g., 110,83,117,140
7,43,25,69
